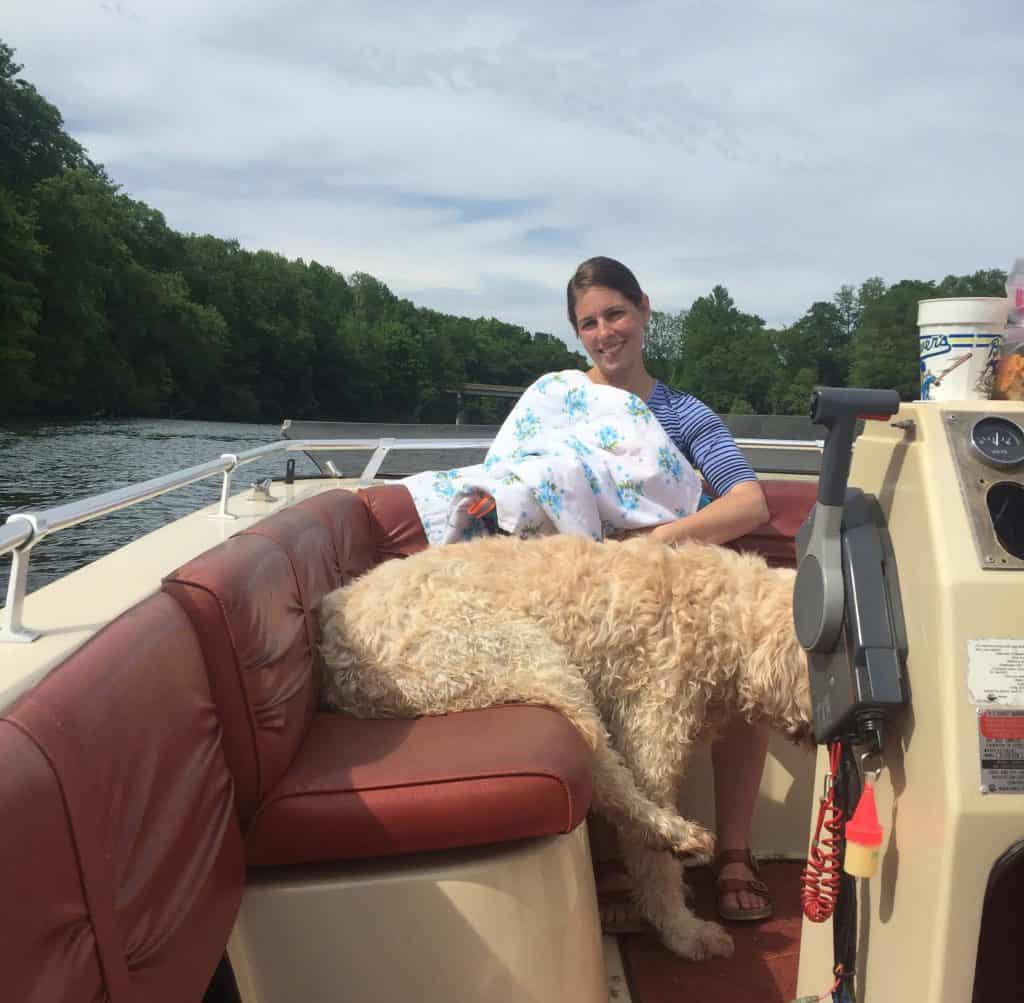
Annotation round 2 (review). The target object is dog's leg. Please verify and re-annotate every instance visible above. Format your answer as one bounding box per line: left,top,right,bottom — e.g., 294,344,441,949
585,733,714,858
620,835,734,962
459,622,715,858
323,610,714,857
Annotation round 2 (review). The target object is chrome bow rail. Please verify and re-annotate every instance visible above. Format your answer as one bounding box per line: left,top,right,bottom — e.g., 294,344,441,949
0,436,489,643
1,434,823,644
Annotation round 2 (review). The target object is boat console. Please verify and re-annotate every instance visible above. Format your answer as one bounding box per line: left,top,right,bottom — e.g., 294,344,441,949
795,397,1024,1003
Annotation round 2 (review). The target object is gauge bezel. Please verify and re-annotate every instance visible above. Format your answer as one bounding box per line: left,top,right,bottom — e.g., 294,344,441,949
969,416,1024,469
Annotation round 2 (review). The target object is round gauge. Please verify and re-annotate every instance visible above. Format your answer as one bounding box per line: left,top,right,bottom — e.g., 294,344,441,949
969,416,1024,468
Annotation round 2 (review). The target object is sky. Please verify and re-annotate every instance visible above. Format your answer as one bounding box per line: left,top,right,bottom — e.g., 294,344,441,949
5,0,1023,345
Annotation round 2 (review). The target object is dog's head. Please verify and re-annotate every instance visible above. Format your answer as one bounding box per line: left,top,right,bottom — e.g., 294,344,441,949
748,641,815,747
734,572,815,747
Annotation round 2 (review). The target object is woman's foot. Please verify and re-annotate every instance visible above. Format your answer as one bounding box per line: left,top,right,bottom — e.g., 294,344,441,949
594,859,648,934
713,849,773,922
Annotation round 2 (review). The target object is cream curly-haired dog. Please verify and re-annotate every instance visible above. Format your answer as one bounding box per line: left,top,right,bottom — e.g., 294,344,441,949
319,533,812,961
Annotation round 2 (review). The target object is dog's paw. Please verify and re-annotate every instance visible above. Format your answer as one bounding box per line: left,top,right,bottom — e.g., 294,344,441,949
661,919,734,962
670,823,716,859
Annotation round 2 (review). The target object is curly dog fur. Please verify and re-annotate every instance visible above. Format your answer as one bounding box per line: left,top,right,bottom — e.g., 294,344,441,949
319,533,812,961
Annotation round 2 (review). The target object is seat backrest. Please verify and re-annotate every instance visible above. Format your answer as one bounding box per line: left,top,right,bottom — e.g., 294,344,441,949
357,483,429,557
360,478,816,568
0,721,105,1003
0,593,243,1003
163,489,377,824
727,479,818,567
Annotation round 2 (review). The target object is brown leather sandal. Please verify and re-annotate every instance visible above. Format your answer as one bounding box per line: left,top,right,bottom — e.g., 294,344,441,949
712,848,774,922
593,858,648,934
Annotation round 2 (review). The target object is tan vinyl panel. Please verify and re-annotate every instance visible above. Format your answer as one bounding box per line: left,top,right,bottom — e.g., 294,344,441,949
797,401,1024,1003
228,827,606,1003
680,736,817,860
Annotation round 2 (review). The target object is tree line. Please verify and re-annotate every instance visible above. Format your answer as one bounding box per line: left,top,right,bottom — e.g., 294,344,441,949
0,40,1007,424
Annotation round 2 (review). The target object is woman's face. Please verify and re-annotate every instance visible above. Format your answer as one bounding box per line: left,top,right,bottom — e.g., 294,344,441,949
574,285,650,383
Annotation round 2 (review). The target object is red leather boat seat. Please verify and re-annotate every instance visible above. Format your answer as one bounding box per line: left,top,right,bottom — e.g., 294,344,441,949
163,489,591,868
726,480,818,568
0,594,244,1003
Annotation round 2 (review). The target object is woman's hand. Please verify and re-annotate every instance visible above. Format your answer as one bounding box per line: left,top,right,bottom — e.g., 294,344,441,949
641,481,770,547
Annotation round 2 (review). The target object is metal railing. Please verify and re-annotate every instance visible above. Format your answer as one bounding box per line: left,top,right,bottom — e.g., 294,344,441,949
1,434,823,643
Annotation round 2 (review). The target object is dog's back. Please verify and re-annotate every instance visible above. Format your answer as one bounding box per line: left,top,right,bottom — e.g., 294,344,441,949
319,533,795,704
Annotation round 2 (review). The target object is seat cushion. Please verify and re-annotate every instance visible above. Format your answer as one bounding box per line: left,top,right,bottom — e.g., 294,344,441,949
245,706,593,867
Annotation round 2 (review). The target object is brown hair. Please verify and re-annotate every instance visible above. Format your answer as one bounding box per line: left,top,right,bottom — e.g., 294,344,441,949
566,257,645,331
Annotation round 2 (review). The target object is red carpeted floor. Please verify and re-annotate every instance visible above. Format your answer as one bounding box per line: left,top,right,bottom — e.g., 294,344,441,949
620,861,812,1003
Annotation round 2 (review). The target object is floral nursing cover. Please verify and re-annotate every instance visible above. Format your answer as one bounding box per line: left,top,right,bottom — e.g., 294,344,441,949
402,370,702,545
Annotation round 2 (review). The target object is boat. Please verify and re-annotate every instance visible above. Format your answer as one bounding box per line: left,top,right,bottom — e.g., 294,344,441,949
2,388,1022,1003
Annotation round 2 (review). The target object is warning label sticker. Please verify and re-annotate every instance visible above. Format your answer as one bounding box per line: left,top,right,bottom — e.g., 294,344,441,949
967,639,1024,706
978,711,1024,794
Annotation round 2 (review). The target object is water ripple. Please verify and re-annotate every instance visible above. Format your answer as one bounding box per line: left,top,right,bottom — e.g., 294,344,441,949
0,418,317,596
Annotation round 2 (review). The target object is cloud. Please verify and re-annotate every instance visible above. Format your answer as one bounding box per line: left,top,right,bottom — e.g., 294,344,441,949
5,0,1022,344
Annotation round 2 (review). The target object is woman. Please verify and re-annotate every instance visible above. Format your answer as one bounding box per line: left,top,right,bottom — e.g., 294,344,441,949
568,256,774,924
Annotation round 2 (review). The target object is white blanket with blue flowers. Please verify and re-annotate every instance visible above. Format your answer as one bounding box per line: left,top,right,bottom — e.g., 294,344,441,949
402,370,702,545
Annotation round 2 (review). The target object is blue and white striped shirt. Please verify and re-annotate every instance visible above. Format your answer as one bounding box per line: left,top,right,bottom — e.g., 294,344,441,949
645,382,757,498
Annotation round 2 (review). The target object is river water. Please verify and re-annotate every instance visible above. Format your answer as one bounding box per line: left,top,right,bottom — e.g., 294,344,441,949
0,419,328,596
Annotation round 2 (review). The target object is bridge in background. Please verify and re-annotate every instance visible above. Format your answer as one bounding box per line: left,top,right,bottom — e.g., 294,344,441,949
445,383,526,425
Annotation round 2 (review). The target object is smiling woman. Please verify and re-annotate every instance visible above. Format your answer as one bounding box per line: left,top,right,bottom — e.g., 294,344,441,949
566,257,769,546
565,255,776,928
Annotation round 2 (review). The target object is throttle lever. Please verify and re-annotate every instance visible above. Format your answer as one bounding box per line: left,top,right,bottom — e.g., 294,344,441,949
794,387,900,652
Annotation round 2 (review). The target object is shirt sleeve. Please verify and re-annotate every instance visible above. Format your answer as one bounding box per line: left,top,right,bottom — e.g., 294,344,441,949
673,398,757,498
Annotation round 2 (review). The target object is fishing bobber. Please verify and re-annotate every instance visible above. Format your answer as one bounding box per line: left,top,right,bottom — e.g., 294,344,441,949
843,780,882,879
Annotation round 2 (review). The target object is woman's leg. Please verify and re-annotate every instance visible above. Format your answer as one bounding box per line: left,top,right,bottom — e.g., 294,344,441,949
712,717,771,914
590,814,647,931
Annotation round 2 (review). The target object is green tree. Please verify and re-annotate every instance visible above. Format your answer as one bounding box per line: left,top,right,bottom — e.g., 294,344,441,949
776,301,850,388
349,271,397,323
774,366,818,415
676,286,778,413
857,276,887,313
0,42,98,198
936,269,1007,298
833,284,859,339
849,280,934,397
0,185,44,411
644,308,686,383
30,169,123,413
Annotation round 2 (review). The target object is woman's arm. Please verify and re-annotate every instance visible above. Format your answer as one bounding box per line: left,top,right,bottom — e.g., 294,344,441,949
648,480,769,546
